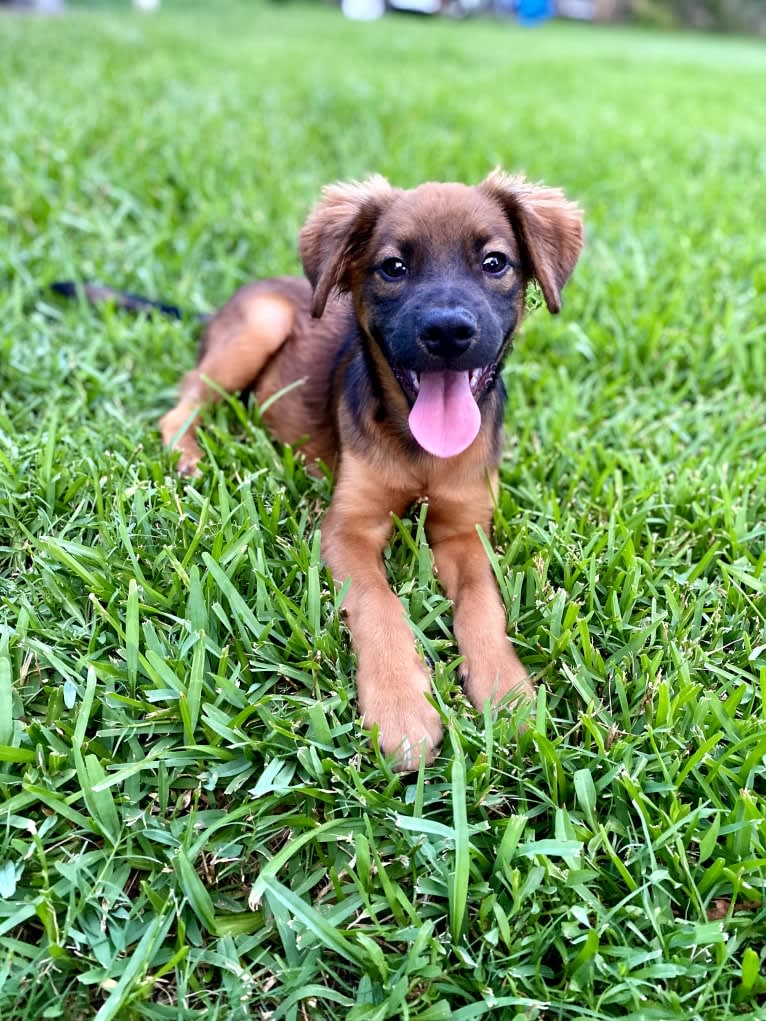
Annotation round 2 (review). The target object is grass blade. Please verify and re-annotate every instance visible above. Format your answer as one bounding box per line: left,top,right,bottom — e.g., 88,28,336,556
448,724,470,944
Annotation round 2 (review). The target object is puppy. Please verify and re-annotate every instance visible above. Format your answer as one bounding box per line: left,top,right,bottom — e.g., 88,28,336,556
159,170,584,769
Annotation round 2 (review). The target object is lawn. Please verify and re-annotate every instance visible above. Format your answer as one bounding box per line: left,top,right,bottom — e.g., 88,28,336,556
1,1,766,1018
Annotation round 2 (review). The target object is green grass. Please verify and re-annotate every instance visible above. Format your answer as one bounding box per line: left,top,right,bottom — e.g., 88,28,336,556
1,2,766,1018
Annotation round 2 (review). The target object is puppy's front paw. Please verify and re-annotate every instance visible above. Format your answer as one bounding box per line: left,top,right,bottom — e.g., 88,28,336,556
359,666,443,772
463,643,534,712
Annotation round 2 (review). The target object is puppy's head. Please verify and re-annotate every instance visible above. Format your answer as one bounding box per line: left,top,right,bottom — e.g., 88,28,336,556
299,171,583,458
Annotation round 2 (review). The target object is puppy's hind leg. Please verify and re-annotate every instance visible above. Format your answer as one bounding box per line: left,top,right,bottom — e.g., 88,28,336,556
159,290,295,476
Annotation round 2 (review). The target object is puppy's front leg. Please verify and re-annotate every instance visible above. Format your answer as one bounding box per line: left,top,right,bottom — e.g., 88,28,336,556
322,455,442,770
428,482,534,711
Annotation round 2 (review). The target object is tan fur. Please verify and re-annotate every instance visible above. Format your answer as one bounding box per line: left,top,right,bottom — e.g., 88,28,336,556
160,172,583,769
478,169,584,314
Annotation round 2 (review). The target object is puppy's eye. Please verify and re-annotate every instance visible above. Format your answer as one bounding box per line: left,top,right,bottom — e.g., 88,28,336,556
379,257,408,281
482,252,509,275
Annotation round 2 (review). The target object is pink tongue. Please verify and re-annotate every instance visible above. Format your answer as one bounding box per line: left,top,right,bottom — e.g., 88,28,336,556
408,370,481,458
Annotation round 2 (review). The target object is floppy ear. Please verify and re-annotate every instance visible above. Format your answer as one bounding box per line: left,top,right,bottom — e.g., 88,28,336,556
478,169,584,313
299,175,395,318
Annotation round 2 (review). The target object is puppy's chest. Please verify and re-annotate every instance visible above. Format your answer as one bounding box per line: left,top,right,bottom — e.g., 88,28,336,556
382,452,495,512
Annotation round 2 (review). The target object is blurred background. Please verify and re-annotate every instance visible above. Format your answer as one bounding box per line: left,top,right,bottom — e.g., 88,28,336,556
3,0,766,33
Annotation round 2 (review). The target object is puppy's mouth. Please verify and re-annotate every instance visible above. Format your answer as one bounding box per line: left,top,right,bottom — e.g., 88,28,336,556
393,365,497,459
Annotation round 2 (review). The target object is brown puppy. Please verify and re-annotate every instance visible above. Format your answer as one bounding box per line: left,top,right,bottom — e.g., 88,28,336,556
159,170,584,769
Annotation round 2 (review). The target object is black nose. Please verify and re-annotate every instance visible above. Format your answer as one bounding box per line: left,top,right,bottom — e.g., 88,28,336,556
418,307,477,358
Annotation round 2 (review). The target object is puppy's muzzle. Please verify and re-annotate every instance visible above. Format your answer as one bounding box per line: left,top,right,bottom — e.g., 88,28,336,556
418,306,477,360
